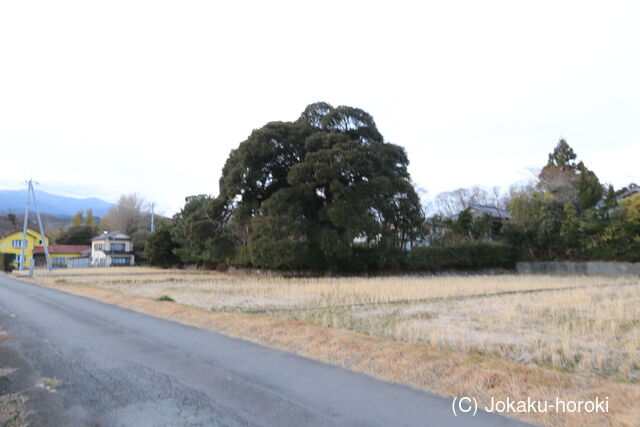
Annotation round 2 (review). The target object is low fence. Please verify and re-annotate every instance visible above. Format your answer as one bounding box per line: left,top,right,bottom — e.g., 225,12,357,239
517,261,640,276
68,258,91,268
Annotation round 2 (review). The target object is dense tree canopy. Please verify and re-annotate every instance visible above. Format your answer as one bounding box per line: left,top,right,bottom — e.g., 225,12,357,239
505,139,639,261
146,116,638,270
166,102,424,270
144,219,180,268
55,209,99,245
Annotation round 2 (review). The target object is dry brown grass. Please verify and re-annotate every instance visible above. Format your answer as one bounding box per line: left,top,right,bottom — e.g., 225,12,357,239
0,393,28,427
280,283,640,381
17,267,640,426
29,268,635,310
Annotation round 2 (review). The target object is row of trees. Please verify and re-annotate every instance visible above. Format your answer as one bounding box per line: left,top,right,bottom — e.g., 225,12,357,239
52,194,152,261
144,103,640,270
438,140,640,262
54,209,99,245
505,141,640,261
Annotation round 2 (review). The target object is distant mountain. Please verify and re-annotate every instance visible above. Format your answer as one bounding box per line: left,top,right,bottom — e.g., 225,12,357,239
0,189,114,218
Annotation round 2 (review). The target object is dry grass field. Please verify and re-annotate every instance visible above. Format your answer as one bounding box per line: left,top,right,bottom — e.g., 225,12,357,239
17,268,640,426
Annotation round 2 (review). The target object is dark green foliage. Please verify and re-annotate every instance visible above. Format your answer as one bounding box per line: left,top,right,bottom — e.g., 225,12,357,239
155,295,175,302
505,192,567,260
70,211,84,227
544,139,577,171
170,195,236,267
448,210,473,240
573,198,640,262
441,210,503,244
85,209,97,229
145,220,181,268
576,164,603,211
470,213,495,240
0,253,15,272
55,226,97,245
233,245,252,267
409,242,516,271
163,120,638,271
598,185,619,218
57,209,100,245
559,203,580,257
132,229,149,265
174,102,425,271
249,187,319,270
504,139,615,261
505,139,638,262
505,191,640,263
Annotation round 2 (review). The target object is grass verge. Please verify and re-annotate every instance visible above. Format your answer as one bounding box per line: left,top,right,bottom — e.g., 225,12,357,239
0,342,28,427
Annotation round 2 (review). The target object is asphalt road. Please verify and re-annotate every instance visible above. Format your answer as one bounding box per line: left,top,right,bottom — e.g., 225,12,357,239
0,274,532,427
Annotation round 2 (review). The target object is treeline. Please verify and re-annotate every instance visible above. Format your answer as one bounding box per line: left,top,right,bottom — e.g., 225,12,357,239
144,103,640,271
426,140,640,263
49,194,153,262
504,153,640,262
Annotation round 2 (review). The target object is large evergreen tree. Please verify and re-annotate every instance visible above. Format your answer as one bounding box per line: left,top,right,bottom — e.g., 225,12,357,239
538,139,603,211
176,102,424,270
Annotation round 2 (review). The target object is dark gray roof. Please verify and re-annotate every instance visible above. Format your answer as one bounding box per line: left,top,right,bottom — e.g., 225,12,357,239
617,183,639,201
91,231,131,241
468,204,511,219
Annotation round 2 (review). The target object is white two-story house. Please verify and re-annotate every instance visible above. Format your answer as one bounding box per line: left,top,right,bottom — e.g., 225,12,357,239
91,231,135,267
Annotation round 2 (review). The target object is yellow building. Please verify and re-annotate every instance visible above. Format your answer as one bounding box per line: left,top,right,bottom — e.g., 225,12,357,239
0,229,49,268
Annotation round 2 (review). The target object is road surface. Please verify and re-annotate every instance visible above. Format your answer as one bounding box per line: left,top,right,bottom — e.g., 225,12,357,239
0,274,531,426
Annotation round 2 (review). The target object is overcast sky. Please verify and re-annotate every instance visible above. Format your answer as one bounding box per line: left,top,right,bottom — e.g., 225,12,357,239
1,1,638,215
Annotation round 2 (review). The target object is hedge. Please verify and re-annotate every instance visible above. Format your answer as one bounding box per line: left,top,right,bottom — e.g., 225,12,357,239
336,242,517,273
408,242,517,272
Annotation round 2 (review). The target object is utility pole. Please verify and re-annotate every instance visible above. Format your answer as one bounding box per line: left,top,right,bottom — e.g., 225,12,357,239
19,186,30,271
150,202,155,232
19,180,52,271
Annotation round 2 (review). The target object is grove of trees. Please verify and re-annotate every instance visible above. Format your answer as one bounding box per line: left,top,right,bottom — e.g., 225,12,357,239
144,105,640,271
147,102,425,270
440,139,640,262
54,193,152,263
504,140,639,261
55,209,99,245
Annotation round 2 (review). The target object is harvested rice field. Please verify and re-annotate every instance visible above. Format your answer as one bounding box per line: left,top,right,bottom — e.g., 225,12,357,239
17,268,640,426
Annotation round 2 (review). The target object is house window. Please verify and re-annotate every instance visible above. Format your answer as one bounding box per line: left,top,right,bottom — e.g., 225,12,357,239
111,257,130,266
94,243,104,251
111,243,126,253
11,239,26,248
13,254,26,263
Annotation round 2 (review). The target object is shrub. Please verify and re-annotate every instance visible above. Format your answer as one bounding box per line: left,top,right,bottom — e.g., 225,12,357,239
0,253,15,272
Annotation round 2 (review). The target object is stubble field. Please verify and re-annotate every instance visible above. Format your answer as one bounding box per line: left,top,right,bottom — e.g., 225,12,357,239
19,268,640,426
